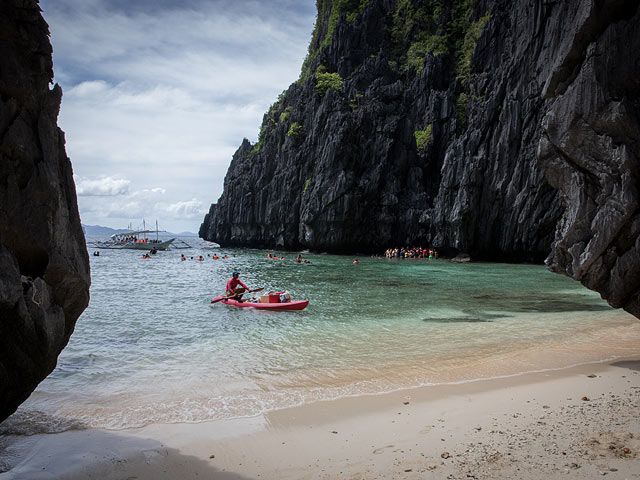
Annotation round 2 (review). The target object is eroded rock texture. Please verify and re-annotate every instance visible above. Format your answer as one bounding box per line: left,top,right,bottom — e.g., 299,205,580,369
539,0,640,318
201,0,639,316
0,0,90,422
201,0,567,260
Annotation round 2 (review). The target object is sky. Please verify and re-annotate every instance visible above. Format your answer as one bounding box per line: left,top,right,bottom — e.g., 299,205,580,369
39,0,316,234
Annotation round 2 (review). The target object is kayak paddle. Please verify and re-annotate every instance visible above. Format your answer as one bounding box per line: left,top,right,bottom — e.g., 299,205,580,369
211,287,264,303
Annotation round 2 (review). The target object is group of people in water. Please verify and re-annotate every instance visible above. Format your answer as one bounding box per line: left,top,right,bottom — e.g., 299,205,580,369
181,253,230,261
384,247,438,259
268,252,312,264
139,248,441,262
177,252,314,264
175,252,315,263
140,248,159,259
145,249,438,263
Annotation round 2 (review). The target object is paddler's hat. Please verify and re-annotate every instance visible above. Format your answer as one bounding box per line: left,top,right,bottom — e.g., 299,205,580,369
232,271,239,275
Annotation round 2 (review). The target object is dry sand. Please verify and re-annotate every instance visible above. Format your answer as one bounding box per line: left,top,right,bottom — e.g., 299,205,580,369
1,357,639,479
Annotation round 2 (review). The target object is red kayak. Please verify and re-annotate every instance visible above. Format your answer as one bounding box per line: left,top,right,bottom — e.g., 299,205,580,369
212,296,309,311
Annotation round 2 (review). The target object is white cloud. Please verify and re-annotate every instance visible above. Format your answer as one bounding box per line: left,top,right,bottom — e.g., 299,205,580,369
106,201,145,219
40,0,316,233
75,175,130,196
131,188,167,199
69,80,111,98
159,198,207,219
76,188,208,233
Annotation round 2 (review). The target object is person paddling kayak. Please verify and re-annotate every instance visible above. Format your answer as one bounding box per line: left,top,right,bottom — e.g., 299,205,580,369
226,271,250,299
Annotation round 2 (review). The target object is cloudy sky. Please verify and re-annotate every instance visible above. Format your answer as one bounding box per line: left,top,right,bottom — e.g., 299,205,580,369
39,0,316,234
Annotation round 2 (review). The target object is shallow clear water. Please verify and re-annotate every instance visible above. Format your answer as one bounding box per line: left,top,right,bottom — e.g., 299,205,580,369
4,241,639,434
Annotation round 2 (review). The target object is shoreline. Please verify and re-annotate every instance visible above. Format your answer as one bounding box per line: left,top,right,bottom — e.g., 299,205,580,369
1,355,639,479
3,308,637,435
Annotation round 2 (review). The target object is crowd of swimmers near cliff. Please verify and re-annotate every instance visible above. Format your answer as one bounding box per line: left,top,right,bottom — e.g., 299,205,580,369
181,253,230,261
384,246,438,259
136,249,438,261
270,252,312,263
176,252,313,263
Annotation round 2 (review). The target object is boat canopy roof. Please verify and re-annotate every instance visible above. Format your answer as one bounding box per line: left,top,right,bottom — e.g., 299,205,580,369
110,230,159,238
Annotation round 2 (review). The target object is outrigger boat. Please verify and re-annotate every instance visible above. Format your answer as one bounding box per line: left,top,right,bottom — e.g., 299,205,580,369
95,231,175,250
90,220,176,250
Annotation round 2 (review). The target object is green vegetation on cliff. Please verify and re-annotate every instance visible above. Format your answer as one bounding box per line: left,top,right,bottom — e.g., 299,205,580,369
250,91,288,156
298,0,489,85
392,0,446,72
457,12,490,83
315,65,344,96
414,124,433,153
279,107,292,123
456,92,467,132
391,0,488,75
287,122,305,140
252,0,488,158
300,0,371,81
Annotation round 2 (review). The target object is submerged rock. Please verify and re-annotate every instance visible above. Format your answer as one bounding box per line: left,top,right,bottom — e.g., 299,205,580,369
451,253,472,263
0,0,90,421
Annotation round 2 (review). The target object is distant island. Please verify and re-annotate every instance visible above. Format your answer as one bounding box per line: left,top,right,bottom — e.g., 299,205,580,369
82,224,198,237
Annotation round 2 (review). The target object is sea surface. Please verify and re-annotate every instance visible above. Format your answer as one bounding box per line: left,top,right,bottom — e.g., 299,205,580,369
3,239,640,434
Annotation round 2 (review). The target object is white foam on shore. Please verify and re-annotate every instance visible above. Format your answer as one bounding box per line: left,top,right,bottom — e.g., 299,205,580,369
4,311,638,435
4,252,639,436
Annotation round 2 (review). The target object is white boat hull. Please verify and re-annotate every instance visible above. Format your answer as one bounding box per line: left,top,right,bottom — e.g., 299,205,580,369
91,238,175,250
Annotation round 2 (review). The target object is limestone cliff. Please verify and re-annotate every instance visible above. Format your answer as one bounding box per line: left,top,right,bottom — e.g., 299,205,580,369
0,0,90,421
539,0,640,318
200,0,566,260
200,0,640,317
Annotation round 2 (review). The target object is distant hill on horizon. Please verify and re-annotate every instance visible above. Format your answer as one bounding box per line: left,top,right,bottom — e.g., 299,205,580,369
82,224,198,237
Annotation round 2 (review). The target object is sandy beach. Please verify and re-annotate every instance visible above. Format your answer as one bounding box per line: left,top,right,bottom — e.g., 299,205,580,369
1,356,639,479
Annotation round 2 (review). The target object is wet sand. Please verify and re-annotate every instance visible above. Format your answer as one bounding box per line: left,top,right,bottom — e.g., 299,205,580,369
1,356,639,479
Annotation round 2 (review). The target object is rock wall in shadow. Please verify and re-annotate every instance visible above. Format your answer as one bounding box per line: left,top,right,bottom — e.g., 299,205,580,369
200,0,567,261
201,0,640,318
0,0,90,421
539,0,640,318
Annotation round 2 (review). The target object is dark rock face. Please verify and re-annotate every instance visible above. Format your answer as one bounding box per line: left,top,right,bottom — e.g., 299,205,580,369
200,0,566,260
0,0,90,421
539,0,640,318
201,0,640,316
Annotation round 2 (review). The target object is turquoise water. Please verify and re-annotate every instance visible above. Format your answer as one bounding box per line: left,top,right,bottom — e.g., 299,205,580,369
3,242,639,433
